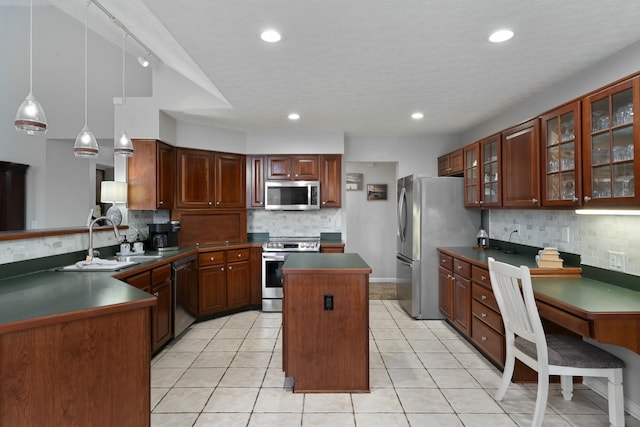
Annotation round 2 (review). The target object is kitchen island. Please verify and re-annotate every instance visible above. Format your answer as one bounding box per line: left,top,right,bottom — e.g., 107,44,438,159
281,253,371,393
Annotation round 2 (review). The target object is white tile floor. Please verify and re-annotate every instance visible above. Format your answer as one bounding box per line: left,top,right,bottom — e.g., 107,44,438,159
151,300,639,426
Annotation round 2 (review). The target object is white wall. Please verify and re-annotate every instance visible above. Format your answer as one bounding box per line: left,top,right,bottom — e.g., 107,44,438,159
176,120,246,153
345,162,397,281
246,130,344,154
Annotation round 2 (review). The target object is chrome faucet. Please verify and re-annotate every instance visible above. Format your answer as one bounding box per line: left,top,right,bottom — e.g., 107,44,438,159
87,216,120,260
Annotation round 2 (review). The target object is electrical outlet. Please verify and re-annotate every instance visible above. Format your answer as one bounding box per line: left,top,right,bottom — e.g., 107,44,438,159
561,227,570,242
609,251,626,272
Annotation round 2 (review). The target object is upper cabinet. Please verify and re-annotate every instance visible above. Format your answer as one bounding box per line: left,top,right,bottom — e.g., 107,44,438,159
582,77,640,207
266,155,319,180
502,119,541,208
128,139,175,210
320,154,342,208
438,149,464,177
464,134,501,208
540,101,582,207
176,148,245,209
247,155,265,208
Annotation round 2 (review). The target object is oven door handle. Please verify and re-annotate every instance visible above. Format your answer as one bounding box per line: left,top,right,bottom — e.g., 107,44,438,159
262,255,288,262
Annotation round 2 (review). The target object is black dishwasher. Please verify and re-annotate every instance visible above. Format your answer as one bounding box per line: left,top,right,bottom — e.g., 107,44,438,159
171,254,198,338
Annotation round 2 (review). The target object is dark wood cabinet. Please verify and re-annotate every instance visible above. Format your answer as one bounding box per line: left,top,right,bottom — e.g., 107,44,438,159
438,149,463,176
464,134,501,208
128,139,175,210
319,154,342,207
502,119,541,207
582,76,640,207
0,162,28,231
541,101,582,207
197,247,252,316
247,155,265,208
267,155,319,180
452,259,471,336
123,263,172,354
470,265,505,368
438,266,453,320
320,243,345,253
177,148,245,209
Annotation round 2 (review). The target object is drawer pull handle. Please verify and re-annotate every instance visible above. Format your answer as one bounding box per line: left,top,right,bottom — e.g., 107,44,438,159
481,313,487,318
220,267,225,271
481,275,486,280
153,292,159,297
238,254,242,258
481,295,487,301
481,336,487,341
229,266,232,270
457,265,462,270
210,257,215,261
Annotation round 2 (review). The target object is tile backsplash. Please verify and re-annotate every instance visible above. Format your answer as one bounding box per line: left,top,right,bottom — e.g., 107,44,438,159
247,209,342,237
489,209,640,276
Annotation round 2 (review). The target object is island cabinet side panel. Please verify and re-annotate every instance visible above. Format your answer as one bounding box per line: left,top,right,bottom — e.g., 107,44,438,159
0,308,151,427
284,271,369,393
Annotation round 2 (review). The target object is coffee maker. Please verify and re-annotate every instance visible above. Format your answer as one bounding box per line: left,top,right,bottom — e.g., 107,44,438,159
148,221,180,252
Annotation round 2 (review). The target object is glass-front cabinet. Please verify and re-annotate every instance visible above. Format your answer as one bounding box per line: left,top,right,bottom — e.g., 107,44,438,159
540,101,581,207
464,134,501,208
582,77,640,207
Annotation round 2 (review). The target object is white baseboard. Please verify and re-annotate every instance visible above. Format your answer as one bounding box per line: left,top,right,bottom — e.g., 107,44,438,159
583,377,640,421
369,278,397,284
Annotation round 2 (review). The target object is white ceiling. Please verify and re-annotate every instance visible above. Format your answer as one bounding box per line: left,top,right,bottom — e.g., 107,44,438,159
26,1,640,136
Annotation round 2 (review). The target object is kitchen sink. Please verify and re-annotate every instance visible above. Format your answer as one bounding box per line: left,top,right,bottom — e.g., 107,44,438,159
57,260,138,272
114,255,163,263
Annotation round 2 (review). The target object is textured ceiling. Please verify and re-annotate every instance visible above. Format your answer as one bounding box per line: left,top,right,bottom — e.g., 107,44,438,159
39,1,640,136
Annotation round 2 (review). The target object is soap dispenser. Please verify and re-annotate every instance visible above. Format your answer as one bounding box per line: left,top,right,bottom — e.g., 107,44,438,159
476,226,489,249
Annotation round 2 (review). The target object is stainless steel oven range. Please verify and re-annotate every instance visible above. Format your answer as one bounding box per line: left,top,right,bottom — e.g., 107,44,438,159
262,236,320,312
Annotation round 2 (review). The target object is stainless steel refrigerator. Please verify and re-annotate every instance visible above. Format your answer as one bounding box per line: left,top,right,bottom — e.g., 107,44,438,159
396,175,480,319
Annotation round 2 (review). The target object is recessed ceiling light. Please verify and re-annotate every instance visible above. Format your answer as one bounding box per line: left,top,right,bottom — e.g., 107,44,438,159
489,29,514,43
261,29,282,43
288,113,300,120
411,112,424,120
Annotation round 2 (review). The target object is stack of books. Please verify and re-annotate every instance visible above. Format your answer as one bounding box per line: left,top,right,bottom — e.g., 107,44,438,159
535,247,564,268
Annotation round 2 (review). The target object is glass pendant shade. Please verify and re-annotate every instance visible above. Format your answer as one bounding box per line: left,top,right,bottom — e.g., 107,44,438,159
15,92,48,135
15,0,47,135
74,124,99,158
114,130,134,157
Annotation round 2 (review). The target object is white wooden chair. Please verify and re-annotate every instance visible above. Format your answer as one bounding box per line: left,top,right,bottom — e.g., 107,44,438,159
487,257,626,427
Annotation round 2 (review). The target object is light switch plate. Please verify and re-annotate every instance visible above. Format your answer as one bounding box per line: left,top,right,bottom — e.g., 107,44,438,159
561,227,570,242
608,251,626,272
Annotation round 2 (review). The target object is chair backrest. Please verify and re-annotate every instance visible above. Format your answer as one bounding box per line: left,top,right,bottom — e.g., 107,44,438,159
487,257,546,348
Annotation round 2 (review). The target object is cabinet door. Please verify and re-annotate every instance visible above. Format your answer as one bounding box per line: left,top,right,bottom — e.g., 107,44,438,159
0,162,28,231
215,152,245,208
541,101,581,207
438,154,450,176
247,155,265,208
151,265,172,353
438,266,453,320
227,260,250,309
463,144,480,207
480,134,502,207
320,154,342,207
292,155,319,180
502,119,541,207
449,149,464,175
177,148,214,208
452,274,471,335
157,142,176,209
582,77,640,207
125,270,151,293
266,156,292,180
199,264,227,315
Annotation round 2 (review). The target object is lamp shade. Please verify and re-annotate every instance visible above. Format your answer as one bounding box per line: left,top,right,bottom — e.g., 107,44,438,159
100,181,127,203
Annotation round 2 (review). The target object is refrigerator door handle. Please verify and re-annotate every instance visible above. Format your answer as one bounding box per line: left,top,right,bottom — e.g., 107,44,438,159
396,254,412,267
397,186,407,242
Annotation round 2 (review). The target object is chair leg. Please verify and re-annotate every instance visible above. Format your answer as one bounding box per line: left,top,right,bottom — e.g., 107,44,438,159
608,369,625,427
560,375,573,400
495,351,514,401
531,373,549,427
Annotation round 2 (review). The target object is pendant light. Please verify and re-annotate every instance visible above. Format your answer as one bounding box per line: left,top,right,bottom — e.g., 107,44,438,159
114,31,134,157
14,0,47,135
74,1,99,158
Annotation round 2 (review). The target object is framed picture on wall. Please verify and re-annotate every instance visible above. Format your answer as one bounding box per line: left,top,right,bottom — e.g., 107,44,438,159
367,184,388,201
346,173,363,191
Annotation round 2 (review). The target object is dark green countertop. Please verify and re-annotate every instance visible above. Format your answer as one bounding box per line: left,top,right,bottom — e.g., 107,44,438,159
283,253,371,271
438,246,579,270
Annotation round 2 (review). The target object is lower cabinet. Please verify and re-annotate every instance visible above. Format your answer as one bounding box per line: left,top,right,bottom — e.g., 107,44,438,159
470,265,505,367
198,247,251,316
319,243,345,253
438,254,471,336
124,263,173,354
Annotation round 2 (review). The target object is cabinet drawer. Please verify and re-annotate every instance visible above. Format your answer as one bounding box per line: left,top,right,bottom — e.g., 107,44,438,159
472,283,500,313
452,259,471,279
227,248,250,262
472,300,504,334
439,254,453,270
199,251,225,266
537,300,590,337
471,265,490,287
152,264,171,285
125,271,150,291
472,317,505,367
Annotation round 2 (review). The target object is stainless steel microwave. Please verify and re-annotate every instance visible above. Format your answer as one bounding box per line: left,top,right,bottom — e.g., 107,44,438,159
264,180,320,210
